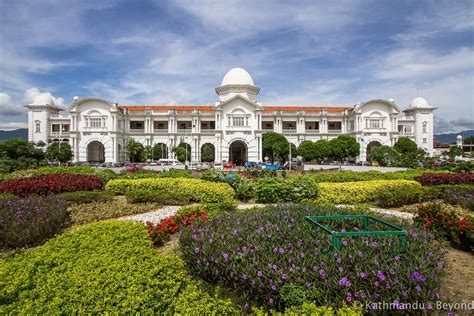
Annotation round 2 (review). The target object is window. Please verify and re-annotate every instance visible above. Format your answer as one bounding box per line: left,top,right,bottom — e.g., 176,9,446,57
328,121,342,130
423,138,427,144
52,124,60,132
422,122,427,133
369,119,381,129
130,121,144,129
62,124,70,132
349,121,355,131
90,118,102,128
35,121,41,133
232,116,245,127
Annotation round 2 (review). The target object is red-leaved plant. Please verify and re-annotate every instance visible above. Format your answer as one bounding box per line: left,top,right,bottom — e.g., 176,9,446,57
415,173,474,186
0,173,103,196
147,208,208,246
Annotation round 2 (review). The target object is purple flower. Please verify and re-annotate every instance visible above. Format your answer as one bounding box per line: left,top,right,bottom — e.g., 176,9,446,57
338,277,351,287
411,232,418,239
243,303,249,309
374,260,379,266
242,274,247,280
346,294,352,302
394,255,400,261
271,285,277,291
437,261,443,269
194,247,200,254
358,250,363,257
305,281,311,288
319,269,325,279
411,271,426,282
278,247,284,254
282,274,288,280
342,240,348,246
386,283,391,289
272,264,277,270
359,272,367,278
371,242,378,248
269,298,274,304
389,268,395,275
339,267,344,273
222,253,228,260
257,271,263,277
242,246,247,252
415,285,422,292
336,258,342,264
301,252,305,258
377,271,386,281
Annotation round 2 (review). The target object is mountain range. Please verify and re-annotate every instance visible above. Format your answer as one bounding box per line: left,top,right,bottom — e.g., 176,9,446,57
0,128,472,144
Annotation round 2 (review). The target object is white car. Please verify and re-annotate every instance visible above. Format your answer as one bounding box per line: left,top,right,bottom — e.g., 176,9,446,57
213,163,223,170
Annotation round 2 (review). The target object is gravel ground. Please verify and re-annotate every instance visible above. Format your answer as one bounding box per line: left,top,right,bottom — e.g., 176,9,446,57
121,203,413,225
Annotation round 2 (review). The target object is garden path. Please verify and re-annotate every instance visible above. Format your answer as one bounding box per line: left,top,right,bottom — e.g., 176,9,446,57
120,203,412,224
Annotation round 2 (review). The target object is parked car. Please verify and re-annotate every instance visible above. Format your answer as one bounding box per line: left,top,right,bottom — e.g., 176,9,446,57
213,163,223,170
224,162,236,169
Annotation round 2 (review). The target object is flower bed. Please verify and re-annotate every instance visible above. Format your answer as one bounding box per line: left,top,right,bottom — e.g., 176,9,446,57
148,208,208,246
0,194,69,249
413,202,474,251
180,204,447,311
105,178,235,204
317,180,421,204
415,173,474,186
0,221,236,314
0,173,103,196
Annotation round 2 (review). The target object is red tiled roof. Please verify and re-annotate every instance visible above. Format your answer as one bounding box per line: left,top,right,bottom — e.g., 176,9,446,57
119,105,352,112
118,105,214,111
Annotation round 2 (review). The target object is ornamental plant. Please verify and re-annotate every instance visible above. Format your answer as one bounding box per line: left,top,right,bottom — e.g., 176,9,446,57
148,208,208,246
413,202,474,251
415,173,474,186
0,194,69,249
0,173,103,196
180,204,447,311
254,176,318,203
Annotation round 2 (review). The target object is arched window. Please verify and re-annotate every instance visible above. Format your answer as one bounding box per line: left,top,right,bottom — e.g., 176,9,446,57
422,121,427,133
35,120,41,133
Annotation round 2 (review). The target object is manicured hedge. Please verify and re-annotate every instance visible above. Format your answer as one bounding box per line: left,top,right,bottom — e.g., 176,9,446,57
0,173,104,196
9,166,96,179
0,195,69,249
0,221,237,314
306,169,427,183
415,173,474,186
316,180,421,204
254,176,318,203
105,178,235,204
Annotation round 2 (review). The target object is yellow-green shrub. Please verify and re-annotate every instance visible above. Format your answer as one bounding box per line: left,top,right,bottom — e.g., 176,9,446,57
316,180,421,204
105,178,235,204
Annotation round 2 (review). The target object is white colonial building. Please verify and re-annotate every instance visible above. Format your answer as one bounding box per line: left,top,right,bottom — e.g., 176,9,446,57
26,68,436,164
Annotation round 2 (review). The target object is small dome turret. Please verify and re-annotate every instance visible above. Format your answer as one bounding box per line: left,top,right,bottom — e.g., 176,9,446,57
409,97,431,109
31,93,55,106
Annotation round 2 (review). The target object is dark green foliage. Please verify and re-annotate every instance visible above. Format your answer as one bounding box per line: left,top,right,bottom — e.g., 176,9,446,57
201,170,254,201
375,185,427,208
180,204,447,311
201,143,215,162
126,139,145,162
158,169,192,178
0,195,69,249
45,142,73,163
94,169,118,183
0,138,45,172
367,146,401,166
305,169,426,183
394,137,418,154
0,221,237,314
263,132,289,162
59,190,115,204
125,189,191,205
328,135,360,161
172,146,190,162
254,176,318,203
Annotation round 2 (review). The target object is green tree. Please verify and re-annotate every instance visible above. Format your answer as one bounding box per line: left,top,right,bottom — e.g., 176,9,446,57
367,145,401,166
464,136,474,144
313,140,331,161
126,139,145,163
46,142,73,163
262,132,289,162
172,146,190,163
394,137,418,154
447,146,463,159
297,141,315,161
0,138,45,172
328,135,360,161
36,140,47,148
201,143,215,162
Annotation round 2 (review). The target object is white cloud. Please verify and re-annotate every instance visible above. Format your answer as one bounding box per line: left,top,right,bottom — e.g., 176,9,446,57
0,122,28,130
0,92,25,116
23,88,64,107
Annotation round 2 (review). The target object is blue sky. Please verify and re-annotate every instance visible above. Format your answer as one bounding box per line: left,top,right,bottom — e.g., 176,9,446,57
0,0,473,133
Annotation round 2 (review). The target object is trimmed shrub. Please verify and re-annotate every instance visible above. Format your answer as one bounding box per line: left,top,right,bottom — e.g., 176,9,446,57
9,166,96,179
0,221,237,314
0,173,103,196
125,189,191,205
60,190,115,204
67,197,156,224
94,169,118,183
105,178,235,204
201,170,255,201
254,176,318,203
251,302,361,315
0,195,69,249
375,185,428,208
413,202,474,251
157,169,192,178
415,173,474,186
180,204,447,311
316,180,421,204
305,169,427,183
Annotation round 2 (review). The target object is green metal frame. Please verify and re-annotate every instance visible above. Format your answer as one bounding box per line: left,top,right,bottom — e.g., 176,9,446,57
305,215,407,252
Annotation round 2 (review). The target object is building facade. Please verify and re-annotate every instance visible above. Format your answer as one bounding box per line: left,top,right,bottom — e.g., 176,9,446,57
26,68,436,163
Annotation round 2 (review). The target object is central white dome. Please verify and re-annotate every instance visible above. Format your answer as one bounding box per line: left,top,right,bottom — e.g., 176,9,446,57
409,97,431,109
32,93,55,106
221,68,254,86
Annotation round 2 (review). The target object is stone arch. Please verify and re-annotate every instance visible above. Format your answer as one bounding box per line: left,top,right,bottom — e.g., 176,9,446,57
87,140,105,163
178,142,191,162
366,140,382,157
154,142,168,159
229,140,248,165
201,143,215,162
